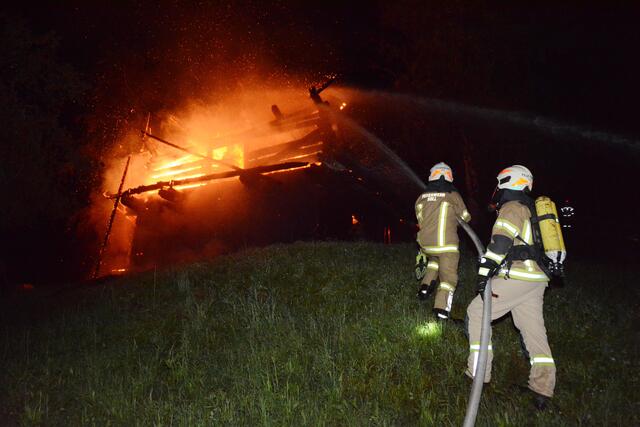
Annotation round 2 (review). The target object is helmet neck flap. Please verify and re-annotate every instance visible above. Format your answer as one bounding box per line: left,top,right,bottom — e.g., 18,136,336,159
425,175,458,193
489,188,533,212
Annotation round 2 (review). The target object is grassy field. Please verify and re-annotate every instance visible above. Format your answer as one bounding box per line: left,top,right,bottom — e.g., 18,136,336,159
1,241,639,426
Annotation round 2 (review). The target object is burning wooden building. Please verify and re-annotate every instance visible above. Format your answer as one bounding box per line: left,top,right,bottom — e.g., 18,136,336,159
99,82,421,276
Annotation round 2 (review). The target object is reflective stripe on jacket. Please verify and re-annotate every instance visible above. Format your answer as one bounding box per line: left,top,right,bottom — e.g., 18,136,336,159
415,190,470,254
483,200,548,282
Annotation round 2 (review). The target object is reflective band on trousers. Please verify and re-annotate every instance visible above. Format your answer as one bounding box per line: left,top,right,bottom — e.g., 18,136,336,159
439,282,455,292
427,261,439,270
423,245,459,253
470,342,493,377
499,268,548,281
438,201,449,246
495,219,520,237
531,355,555,366
484,249,505,263
470,343,493,351
445,290,454,312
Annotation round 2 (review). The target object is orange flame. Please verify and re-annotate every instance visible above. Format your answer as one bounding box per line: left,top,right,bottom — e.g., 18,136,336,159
151,165,203,179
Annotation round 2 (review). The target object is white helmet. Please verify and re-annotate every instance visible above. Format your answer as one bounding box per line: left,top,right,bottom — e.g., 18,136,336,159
428,162,453,182
496,165,533,192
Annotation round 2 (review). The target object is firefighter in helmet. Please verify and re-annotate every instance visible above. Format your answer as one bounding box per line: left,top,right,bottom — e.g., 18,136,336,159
415,162,471,320
466,165,555,410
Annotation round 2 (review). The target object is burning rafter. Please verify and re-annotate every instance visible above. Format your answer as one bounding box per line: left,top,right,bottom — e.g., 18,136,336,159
141,130,242,171
105,161,310,199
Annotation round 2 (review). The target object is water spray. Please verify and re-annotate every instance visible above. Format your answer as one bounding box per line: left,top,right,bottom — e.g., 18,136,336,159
337,88,640,150
320,103,427,195
321,91,492,423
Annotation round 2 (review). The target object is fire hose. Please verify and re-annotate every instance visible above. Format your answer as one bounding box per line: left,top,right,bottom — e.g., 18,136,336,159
457,217,493,427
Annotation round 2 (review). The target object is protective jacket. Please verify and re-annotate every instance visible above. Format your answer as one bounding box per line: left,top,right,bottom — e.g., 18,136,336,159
415,181,470,254
468,174,555,399
480,197,549,282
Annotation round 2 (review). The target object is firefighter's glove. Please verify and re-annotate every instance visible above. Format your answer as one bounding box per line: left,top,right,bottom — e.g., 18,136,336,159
414,251,427,281
477,257,499,300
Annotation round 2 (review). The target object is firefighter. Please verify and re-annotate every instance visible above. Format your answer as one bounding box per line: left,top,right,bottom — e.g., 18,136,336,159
466,165,555,410
415,162,471,320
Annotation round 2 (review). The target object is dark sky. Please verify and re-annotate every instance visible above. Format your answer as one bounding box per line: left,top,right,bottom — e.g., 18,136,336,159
5,1,640,135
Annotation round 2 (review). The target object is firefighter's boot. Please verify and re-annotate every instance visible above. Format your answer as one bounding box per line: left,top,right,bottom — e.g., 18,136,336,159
514,384,551,411
433,308,450,319
533,393,550,411
417,280,436,301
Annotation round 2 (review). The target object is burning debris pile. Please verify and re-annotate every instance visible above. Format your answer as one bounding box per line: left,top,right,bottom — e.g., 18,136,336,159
95,80,422,277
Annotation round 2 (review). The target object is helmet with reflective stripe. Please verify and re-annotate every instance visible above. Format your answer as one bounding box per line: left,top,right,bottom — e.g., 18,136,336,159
496,165,533,192
428,162,453,182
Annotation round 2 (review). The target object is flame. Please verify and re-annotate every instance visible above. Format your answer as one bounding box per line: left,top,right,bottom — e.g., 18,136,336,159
96,84,331,279
299,142,323,150
151,165,203,179
216,143,244,169
263,163,315,175
351,214,359,225
175,173,206,180
153,155,199,171
174,182,208,190
282,151,323,161
212,146,227,160
146,142,244,186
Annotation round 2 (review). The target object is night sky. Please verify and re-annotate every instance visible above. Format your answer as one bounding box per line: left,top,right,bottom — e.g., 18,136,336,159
2,1,639,283
7,1,640,132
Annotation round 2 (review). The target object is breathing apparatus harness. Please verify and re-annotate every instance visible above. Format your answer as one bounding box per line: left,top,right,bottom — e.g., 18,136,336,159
489,189,563,280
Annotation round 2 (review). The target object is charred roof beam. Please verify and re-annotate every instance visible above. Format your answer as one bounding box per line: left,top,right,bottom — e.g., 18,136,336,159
106,161,310,199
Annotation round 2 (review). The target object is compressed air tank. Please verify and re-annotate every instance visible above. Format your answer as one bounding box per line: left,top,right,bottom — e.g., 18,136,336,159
535,196,566,263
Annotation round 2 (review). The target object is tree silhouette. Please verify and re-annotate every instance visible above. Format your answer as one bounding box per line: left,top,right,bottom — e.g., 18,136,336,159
0,14,95,283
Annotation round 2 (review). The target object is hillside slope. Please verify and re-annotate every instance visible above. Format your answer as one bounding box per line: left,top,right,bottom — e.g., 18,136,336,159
1,241,638,425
